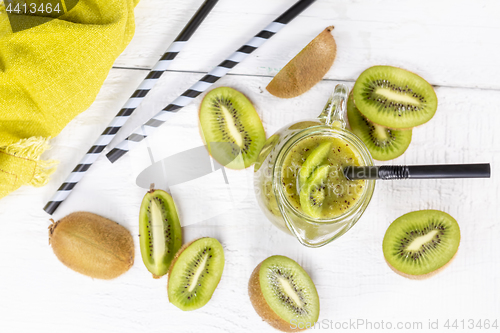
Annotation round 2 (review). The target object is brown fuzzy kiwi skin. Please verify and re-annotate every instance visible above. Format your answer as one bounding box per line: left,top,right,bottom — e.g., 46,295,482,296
384,250,459,280
49,212,134,280
267,26,336,99
248,263,305,332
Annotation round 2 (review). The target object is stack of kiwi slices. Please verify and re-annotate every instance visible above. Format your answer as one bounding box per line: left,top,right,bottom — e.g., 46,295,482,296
348,66,438,161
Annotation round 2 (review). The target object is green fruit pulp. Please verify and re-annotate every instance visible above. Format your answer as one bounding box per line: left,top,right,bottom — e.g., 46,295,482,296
259,255,319,326
199,87,266,169
347,92,412,161
281,135,365,219
383,210,460,276
168,238,225,311
299,165,330,219
299,141,332,186
139,189,182,278
352,66,437,129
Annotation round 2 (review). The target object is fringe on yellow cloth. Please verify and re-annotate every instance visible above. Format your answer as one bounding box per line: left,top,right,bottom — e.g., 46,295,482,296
0,137,58,188
0,0,139,198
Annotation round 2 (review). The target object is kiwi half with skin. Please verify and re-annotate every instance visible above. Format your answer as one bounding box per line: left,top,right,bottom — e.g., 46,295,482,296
352,66,437,129
167,237,225,311
139,187,182,278
267,26,336,99
199,87,266,169
347,92,412,161
383,210,460,279
49,212,134,280
249,255,320,332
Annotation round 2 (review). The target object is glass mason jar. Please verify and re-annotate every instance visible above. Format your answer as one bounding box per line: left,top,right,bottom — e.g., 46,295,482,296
253,84,375,247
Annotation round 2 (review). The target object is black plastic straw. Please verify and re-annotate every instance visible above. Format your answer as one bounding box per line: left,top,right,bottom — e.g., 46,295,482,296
344,164,491,180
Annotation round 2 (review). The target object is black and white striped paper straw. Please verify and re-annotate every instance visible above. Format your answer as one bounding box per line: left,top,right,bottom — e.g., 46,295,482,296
43,0,219,215
106,0,317,163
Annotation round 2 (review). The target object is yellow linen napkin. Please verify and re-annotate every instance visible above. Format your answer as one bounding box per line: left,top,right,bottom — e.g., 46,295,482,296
0,0,139,198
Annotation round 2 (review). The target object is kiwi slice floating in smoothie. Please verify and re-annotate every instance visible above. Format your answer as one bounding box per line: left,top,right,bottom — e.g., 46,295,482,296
383,210,460,279
299,165,330,218
248,255,320,332
298,141,332,186
352,66,437,129
199,87,266,169
347,92,412,161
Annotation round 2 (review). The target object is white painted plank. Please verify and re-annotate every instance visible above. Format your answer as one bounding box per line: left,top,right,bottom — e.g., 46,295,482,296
115,0,500,89
0,66,498,332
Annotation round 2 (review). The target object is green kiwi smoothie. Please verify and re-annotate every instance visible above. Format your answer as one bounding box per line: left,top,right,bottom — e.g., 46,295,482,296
281,135,365,219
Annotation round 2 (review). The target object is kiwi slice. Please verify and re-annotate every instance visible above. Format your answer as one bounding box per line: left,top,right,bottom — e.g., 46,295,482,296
347,92,412,161
352,66,437,129
249,255,320,332
299,141,332,186
199,87,266,169
267,26,336,99
167,237,225,311
139,187,182,278
299,165,330,218
383,210,460,279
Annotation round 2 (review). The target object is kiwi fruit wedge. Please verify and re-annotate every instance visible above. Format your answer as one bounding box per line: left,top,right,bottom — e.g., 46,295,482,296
383,210,460,279
139,187,182,278
199,87,266,169
167,237,225,311
249,255,320,332
347,92,412,161
49,212,134,280
299,165,330,218
267,26,336,99
352,66,437,129
299,141,332,186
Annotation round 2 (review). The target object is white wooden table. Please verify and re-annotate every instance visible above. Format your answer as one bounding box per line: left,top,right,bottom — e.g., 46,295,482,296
1,0,499,332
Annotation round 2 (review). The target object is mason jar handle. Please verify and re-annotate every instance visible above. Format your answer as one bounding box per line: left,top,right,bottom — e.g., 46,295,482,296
318,83,348,128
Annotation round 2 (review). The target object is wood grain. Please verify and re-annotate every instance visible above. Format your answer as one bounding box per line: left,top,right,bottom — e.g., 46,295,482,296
0,0,499,332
